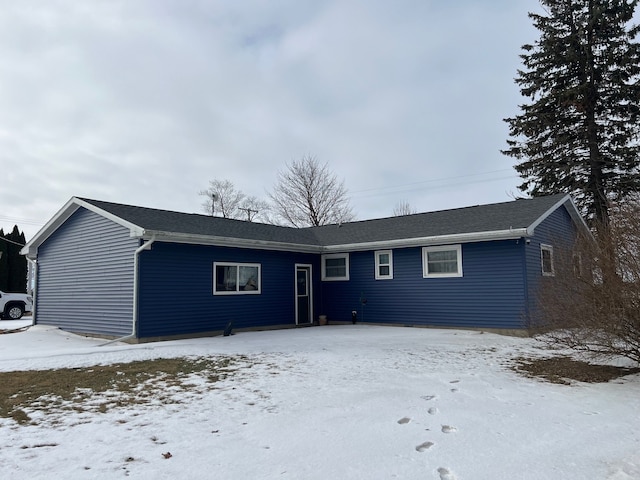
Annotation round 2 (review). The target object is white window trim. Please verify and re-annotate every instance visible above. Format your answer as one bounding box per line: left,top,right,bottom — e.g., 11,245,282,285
422,245,463,278
375,250,393,280
213,262,262,295
541,244,555,276
573,252,583,278
321,253,349,281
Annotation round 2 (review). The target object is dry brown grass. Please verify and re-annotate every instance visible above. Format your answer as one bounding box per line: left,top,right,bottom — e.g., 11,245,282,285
530,198,640,365
512,356,640,384
0,356,241,425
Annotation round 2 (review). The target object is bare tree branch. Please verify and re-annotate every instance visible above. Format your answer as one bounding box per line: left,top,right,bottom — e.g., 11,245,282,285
269,155,355,227
532,196,640,364
199,179,246,218
392,200,416,216
239,196,272,223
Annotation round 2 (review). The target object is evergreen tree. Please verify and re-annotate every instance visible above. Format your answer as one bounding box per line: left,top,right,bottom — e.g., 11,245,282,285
0,226,27,293
503,0,640,227
12,230,27,293
0,229,8,291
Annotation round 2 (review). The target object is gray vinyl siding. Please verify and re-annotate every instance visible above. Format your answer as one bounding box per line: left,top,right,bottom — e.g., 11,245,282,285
35,208,138,336
29,196,580,339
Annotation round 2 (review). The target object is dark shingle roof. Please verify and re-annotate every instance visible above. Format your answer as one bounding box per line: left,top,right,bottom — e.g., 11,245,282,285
311,193,569,245
79,193,572,249
79,198,322,246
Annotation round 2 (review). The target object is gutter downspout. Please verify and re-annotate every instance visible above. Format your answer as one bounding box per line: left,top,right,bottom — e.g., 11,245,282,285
521,238,531,327
26,258,37,327
100,235,155,346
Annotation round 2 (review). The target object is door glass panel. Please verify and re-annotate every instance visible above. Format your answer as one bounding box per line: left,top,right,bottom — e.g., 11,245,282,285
297,270,308,296
296,267,311,324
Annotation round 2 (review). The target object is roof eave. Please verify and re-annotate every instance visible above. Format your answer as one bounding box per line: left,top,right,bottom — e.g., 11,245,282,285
21,197,145,259
22,195,582,259
141,230,323,253
525,194,591,236
20,198,82,259
321,228,530,252
76,198,146,237
139,228,530,254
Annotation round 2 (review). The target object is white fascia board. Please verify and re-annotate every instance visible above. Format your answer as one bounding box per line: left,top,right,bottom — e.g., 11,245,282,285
563,195,592,236
142,228,530,254
21,198,80,258
20,197,145,259
74,198,145,237
525,194,591,236
321,228,530,253
141,230,322,253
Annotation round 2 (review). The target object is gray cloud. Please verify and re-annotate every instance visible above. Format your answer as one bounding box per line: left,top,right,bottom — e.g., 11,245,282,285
0,0,543,239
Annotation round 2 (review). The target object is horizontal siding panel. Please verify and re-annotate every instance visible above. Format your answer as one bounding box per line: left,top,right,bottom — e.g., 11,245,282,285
36,208,138,336
525,205,577,323
320,241,527,329
137,242,319,338
32,201,578,339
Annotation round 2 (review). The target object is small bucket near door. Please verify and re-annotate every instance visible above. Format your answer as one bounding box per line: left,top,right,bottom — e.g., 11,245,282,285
318,315,327,325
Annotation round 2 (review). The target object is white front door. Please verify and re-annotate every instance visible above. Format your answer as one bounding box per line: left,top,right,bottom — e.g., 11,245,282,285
295,265,312,325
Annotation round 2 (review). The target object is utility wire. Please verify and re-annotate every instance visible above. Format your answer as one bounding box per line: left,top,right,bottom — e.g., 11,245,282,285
350,168,515,195
0,236,26,247
0,215,45,226
351,172,518,199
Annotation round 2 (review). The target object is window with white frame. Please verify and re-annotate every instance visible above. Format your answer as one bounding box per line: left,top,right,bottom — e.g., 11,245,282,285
322,253,349,281
541,244,554,276
422,245,463,278
214,262,261,294
572,252,583,278
375,250,393,279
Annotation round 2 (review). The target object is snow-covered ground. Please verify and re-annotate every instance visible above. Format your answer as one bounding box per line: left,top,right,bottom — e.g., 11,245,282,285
0,321,639,480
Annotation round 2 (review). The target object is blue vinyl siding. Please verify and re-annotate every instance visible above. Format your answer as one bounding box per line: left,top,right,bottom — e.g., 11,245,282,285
35,208,138,336
31,199,580,339
137,242,319,338
320,240,528,329
524,205,577,324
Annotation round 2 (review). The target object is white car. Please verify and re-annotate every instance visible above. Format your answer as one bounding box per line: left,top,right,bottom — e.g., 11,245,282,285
0,290,33,320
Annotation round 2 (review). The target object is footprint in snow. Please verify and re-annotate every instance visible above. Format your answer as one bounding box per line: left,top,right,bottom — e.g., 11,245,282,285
397,417,411,424
421,395,437,401
428,407,438,415
415,441,434,452
441,425,457,433
438,467,457,480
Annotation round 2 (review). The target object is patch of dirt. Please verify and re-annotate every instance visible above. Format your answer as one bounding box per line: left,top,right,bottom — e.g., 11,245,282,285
512,356,640,384
0,356,244,424
0,326,29,334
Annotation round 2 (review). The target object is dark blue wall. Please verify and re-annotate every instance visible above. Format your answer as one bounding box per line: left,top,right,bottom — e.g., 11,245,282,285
319,240,528,329
524,205,577,325
34,203,578,339
137,242,319,338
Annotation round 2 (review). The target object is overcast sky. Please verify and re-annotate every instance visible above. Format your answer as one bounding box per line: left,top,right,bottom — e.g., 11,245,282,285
1,0,546,240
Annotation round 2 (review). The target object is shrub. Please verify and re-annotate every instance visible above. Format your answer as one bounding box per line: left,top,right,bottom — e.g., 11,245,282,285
531,197,640,365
